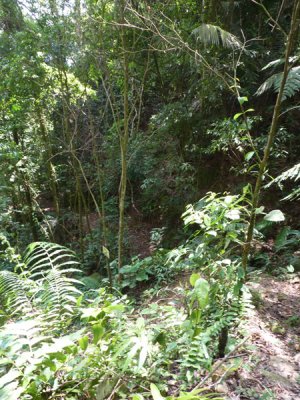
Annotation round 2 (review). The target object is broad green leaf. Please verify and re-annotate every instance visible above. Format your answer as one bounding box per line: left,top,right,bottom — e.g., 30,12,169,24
0,369,20,389
245,151,255,161
81,307,103,319
190,273,201,287
132,395,144,400
102,246,110,259
233,112,243,120
287,264,294,273
194,278,210,309
238,96,248,105
150,383,165,400
78,336,89,351
225,209,240,220
264,209,285,222
92,324,105,344
103,304,125,313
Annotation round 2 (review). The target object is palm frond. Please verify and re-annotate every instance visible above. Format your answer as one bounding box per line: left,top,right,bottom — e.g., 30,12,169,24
192,23,242,49
256,66,300,100
262,56,299,71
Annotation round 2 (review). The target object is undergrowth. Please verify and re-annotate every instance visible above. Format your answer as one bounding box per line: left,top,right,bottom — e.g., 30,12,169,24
0,192,253,399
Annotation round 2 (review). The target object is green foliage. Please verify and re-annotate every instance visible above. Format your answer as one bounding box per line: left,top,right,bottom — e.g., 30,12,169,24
192,23,242,49
0,194,251,398
252,225,300,275
267,162,300,200
149,383,223,400
1,0,300,398
165,192,252,380
256,66,300,101
0,241,81,324
120,250,169,289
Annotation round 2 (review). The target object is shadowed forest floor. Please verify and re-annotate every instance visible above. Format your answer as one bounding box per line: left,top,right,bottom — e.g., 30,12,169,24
235,275,300,400
143,273,300,400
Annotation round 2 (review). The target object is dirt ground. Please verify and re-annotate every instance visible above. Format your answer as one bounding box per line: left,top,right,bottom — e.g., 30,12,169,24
224,274,300,400
148,273,300,400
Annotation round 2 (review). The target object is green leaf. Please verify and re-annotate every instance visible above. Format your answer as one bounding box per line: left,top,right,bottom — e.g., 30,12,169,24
225,209,240,220
264,209,285,222
0,369,20,389
275,226,290,248
238,96,248,105
103,304,125,313
81,307,103,319
150,383,165,400
78,335,89,351
194,278,210,309
192,23,242,49
287,264,294,273
102,246,110,259
92,324,105,344
234,112,243,121
190,273,201,287
0,381,23,400
245,151,255,161
132,395,144,400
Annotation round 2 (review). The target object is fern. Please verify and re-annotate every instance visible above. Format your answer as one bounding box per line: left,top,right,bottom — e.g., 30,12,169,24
256,66,300,100
0,242,82,325
25,242,82,324
40,269,82,324
180,290,251,378
0,271,32,316
24,242,80,279
192,23,242,49
266,162,300,200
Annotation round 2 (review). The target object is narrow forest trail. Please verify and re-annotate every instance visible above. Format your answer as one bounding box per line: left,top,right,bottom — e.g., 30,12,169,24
231,275,300,400
143,272,300,399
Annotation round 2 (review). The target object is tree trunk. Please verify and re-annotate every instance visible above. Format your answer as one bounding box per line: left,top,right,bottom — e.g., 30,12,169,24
117,0,130,275
37,108,60,217
242,0,300,275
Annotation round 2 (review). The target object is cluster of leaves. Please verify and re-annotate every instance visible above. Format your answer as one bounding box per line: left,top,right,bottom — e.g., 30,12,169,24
252,223,300,276
0,190,254,399
119,250,169,289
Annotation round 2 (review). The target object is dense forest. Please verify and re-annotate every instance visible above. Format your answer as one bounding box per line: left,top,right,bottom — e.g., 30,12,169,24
1,0,300,399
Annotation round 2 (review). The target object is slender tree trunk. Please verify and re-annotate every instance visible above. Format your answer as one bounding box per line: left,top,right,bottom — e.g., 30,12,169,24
117,0,130,274
88,108,113,287
37,108,60,217
242,0,300,274
12,129,38,241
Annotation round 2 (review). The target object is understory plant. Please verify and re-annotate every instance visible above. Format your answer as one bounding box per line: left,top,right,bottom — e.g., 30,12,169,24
0,190,252,398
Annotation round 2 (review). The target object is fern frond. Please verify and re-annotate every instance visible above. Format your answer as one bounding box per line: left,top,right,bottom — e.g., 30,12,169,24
262,56,299,71
23,243,82,324
40,269,82,324
268,162,300,187
266,162,300,200
24,242,80,280
256,66,300,100
0,271,32,316
192,23,242,49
